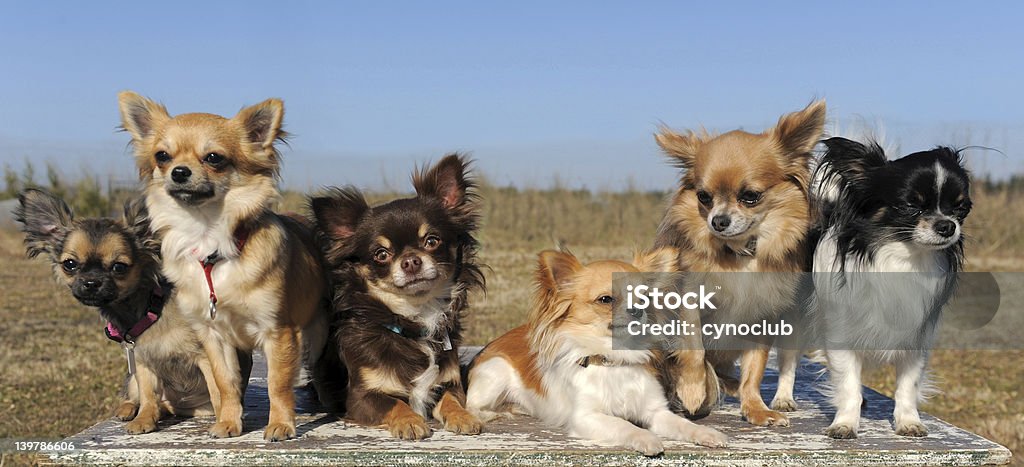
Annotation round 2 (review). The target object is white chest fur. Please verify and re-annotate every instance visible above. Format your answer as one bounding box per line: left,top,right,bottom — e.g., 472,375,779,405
148,194,280,350
814,232,950,356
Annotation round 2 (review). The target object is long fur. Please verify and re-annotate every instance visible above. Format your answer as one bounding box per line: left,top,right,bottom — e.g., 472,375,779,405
118,91,328,442
466,249,728,456
809,136,971,439
653,100,825,424
312,154,485,440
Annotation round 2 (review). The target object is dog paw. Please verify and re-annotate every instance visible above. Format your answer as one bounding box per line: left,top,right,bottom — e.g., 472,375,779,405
264,422,297,442
743,408,790,427
388,413,432,440
895,421,928,437
443,410,482,435
691,426,728,448
209,419,243,438
676,380,708,416
625,431,664,457
825,423,858,439
114,402,138,421
770,397,797,412
124,417,157,435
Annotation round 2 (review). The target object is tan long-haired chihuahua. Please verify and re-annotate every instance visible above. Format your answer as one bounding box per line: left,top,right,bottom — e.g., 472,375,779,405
118,91,329,441
654,101,825,427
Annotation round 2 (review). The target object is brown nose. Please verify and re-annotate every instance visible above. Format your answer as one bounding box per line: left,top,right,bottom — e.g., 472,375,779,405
400,255,422,275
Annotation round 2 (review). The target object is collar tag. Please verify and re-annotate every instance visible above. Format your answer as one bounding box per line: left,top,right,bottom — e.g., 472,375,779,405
123,342,137,376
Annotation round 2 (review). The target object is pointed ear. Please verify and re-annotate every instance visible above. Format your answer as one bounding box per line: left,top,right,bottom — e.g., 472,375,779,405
633,247,679,273
14,189,74,259
118,91,170,143
234,98,285,149
536,250,583,292
310,186,369,241
655,128,704,170
122,197,160,258
771,100,826,158
412,153,472,210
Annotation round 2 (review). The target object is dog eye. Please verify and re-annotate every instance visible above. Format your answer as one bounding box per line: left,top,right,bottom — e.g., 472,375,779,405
111,262,129,275
203,153,226,165
954,200,972,214
903,202,923,216
696,190,713,206
596,295,615,305
424,235,442,250
62,259,79,273
154,151,172,164
373,248,392,263
738,191,762,205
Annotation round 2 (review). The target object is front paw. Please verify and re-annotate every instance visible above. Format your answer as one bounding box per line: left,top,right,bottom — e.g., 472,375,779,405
826,423,858,439
124,416,157,435
264,422,297,441
676,379,708,416
770,397,797,412
114,402,138,421
895,421,928,437
625,430,664,457
388,413,432,440
443,410,482,435
743,408,790,427
209,419,243,438
690,426,728,448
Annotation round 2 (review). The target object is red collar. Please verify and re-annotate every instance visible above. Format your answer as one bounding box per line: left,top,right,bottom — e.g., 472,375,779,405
104,282,167,344
199,224,251,319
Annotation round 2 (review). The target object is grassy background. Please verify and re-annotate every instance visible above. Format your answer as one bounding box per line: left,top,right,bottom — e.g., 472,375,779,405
1,183,1022,465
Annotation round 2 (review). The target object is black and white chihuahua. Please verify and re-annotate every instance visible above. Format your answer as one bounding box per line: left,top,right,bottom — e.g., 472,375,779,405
808,137,971,439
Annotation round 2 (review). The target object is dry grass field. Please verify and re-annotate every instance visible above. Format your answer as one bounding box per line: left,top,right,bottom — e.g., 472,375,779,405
1,184,1022,465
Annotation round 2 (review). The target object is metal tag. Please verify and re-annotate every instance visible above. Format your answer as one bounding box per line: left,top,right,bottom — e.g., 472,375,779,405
123,342,137,376
209,299,217,320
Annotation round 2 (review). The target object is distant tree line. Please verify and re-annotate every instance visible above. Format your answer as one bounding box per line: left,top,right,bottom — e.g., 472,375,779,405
2,161,111,217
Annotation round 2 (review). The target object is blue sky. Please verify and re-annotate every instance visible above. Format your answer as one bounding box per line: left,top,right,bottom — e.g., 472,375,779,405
1,1,1021,190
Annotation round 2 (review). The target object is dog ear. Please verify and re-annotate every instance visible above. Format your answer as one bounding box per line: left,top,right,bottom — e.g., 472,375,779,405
412,153,475,210
14,188,74,259
530,250,583,340
122,197,160,259
310,186,369,241
118,91,171,143
655,128,706,170
634,247,679,273
536,250,583,292
234,98,286,150
771,99,826,159
817,137,888,190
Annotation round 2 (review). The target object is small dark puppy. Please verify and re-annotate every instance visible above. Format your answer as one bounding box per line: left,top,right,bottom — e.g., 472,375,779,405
15,189,251,434
312,154,485,439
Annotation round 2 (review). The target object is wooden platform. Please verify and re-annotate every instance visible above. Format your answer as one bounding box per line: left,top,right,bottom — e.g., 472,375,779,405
46,349,1011,466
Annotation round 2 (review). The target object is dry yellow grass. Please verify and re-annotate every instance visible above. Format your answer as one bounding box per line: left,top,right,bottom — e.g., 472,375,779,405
1,184,1021,465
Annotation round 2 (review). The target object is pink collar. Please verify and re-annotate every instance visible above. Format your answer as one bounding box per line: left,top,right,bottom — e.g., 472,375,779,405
105,311,160,344
103,283,167,344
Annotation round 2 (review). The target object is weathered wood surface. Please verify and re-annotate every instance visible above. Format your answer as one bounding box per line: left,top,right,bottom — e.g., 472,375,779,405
47,349,1011,466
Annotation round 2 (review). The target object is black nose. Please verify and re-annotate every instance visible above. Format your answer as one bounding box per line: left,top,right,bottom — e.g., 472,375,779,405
171,166,192,183
711,215,731,232
933,220,957,238
82,279,101,291
400,255,422,275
